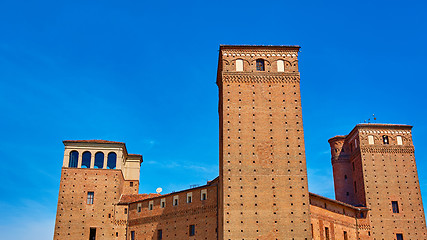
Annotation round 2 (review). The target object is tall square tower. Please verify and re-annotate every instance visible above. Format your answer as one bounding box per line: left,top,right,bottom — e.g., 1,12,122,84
329,124,427,239
217,45,311,239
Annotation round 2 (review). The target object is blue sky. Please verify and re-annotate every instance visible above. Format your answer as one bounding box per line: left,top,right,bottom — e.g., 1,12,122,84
0,0,426,239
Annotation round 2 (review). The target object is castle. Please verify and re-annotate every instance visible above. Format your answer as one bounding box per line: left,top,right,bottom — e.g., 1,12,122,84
54,45,427,240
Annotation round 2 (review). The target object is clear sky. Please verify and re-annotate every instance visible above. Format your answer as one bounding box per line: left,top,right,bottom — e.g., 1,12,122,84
0,0,426,239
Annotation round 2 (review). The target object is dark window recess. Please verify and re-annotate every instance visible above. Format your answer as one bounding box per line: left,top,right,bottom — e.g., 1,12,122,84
325,227,330,240
107,152,117,169
344,231,348,240
130,182,134,187
344,175,347,180
354,181,357,193
396,233,404,240
131,231,135,240
124,208,127,214
392,201,400,213
137,205,141,212
89,228,96,240
383,135,389,144
202,193,207,200
189,224,196,236
352,162,355,171
360,212,364,218
157,229,163,240
87,192,94,204
94,152,104,168
116,232,118,237
256,59,265,71
69,151,79,168
82,151,91,168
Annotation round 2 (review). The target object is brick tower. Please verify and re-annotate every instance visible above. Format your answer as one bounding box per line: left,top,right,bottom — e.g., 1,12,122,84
217,45,311,240
54,140,142,240
329,124,427,239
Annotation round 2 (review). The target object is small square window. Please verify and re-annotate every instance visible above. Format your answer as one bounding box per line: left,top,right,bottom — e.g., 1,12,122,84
396,233,404,240
130,182,134,187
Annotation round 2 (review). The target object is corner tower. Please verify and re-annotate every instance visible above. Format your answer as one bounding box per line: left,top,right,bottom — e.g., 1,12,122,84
330,124,427,239
217,45,311,239
54,140,142,240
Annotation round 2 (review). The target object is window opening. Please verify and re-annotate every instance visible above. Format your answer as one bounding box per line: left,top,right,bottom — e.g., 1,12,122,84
69,151,79,168
89,228,96,240
277,59,284,72
107,152,116,169
157,229,163,240
82,151,91,168
87,192,94,204
256,59,265,71
344,231,348,240
383,135,389,144
189,224,195,236
325,227,330,240
396,233,403,240
131,231,135,240
236,59,243,71
94,152,104,169
392,201,400,213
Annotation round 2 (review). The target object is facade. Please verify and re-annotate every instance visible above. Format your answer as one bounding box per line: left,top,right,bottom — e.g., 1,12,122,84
54,45,426,240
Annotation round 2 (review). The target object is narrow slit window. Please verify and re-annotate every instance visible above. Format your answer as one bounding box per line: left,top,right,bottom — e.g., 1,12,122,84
157,229,163,240
130,231,135,240
392,201,400,213
87,192,94,204
89,228,96,240
256,59,265,71
189,224,195,236
325,227,330,240
149,201,153,210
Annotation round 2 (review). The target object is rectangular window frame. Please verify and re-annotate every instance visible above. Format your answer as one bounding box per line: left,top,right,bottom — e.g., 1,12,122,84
189,224,195,236
87,191,94,205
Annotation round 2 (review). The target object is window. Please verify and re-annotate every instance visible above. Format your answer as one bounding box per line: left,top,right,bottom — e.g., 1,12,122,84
187,193,192,203
325,227,330,240
130,182,134,187
277,59,284,72
360,212,364,218
256,59,265,71
344,231,348,240
236,59,243,71
124,208,127,214
107,152,116,169
149,201,153,210
89,228,96,240
173,196,179,206
201,189,207,201
397,136,403,145
383,135,389,144
354,181,357,193
68,151,78,168
82,151,91,168
87,192,94,204
368,135,374,144
130,231,135,240
137,203,141,212
396,233,403,240
157,229,163,240
94,152,104,169
189,224,195,236
392,201,400,213
160,198,166,208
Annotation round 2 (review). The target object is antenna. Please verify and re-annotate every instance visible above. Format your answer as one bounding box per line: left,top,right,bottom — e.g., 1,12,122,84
156,187,162,194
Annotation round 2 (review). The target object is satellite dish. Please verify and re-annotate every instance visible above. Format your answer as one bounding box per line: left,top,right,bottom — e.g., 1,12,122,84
156,188,162,194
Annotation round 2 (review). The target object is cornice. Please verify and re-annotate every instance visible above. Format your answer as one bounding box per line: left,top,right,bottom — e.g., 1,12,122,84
221,72,300,83
361,146,415,154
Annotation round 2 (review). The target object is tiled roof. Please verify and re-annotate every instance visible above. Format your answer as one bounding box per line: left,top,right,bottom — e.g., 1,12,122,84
118,193,161,205
63,140,125,144
309,192,369,211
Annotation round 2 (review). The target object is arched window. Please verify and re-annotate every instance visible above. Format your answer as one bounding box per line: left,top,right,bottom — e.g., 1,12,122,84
68,151,78,168
236,59,243,71
94,152,104,169
382,135,389,145
256,59,265,71
107,152,117,169
82,151,91,168
277,60,284,72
